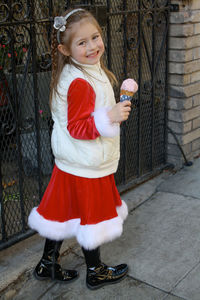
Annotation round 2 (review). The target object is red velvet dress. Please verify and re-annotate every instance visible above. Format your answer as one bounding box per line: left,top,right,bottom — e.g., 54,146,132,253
29,78,128,250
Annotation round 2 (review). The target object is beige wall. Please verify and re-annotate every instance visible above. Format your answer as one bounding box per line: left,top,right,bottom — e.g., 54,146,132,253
167,0,200,167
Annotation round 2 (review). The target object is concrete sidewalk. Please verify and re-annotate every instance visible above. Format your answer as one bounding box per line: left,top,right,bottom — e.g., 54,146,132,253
1,158,200,299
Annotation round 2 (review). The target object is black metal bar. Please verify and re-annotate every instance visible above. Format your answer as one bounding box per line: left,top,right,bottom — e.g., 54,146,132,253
154,14,169,85
122,0,128,78
151,2,155,171
65,0,71,10
121,0,128,184
30,0,42,201
164,2,170,166
138,0,142,177
0,151,6,241
48,0,53,17
141,28,152,75
25,0,31,19
18,45,32,101
106,0,111,70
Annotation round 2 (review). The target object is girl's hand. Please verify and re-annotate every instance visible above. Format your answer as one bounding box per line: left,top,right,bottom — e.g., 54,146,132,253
107,101,131,123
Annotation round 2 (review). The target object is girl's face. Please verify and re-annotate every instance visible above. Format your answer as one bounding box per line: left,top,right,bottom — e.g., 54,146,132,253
67,19,104,65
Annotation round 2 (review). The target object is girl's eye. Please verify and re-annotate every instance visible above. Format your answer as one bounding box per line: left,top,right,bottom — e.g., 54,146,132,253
79,41,86,46
93,35,99,40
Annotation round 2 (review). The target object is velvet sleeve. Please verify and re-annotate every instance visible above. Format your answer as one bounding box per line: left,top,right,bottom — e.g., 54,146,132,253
67,78,100,140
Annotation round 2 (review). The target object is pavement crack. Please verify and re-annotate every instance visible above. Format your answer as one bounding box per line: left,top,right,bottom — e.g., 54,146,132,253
36,282,57,300
157,189,200,201
129,192,157,214
161,293,189,300
126,274,169,294
127,274,189,300
164,260,200,300
0,269,31,299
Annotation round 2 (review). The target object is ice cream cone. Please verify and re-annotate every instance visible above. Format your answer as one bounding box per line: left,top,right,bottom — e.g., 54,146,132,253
120,79,138,102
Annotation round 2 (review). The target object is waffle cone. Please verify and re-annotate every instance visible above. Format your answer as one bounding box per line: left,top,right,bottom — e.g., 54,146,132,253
120,90,134,97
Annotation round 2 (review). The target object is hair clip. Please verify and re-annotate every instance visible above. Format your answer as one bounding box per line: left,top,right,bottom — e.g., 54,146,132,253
53,16,67,32
53,9,84,44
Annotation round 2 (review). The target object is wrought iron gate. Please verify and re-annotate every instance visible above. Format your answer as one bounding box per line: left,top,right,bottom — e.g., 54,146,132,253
0,0,170,249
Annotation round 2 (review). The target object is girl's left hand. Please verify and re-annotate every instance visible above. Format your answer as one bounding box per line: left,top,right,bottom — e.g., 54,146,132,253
107,101,131,123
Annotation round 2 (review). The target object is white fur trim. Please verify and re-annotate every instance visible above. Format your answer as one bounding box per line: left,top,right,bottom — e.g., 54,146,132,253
117,199,128,221
92,107,120,137
28,207,79,241
77,200,128,249
28,200,128,250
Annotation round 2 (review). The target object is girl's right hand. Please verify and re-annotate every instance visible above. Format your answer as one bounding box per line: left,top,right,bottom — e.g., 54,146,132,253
107,101,131,123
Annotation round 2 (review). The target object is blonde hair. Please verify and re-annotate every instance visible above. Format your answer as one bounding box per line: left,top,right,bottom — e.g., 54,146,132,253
50,8,117,108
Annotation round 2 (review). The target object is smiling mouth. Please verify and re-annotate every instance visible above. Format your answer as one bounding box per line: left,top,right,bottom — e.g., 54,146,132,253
87,51,99,58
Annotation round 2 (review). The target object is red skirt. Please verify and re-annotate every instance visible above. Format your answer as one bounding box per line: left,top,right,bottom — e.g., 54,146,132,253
28,165,128,249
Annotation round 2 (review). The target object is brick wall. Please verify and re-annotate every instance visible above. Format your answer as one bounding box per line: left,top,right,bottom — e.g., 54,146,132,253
168,0,200,167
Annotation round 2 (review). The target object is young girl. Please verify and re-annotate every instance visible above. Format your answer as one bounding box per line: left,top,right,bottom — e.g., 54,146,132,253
28,8,132,290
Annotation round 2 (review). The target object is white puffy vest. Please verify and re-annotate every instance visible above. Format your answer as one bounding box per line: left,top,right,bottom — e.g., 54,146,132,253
51,62,120,178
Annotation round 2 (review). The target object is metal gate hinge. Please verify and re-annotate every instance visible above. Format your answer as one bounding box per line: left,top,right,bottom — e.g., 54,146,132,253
170,4,179,12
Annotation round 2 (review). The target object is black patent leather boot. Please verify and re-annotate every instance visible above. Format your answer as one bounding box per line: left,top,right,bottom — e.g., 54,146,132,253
86,263,128,290
82,247,128,290
34,239,78,283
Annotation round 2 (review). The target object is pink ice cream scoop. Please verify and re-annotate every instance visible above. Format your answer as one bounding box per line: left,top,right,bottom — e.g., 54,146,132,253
120,78,138,101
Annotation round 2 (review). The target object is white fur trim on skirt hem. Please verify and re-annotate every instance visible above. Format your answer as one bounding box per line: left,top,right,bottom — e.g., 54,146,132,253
28,200,128,250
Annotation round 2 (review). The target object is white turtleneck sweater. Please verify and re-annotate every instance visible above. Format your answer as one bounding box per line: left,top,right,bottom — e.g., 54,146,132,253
51,61,120,178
